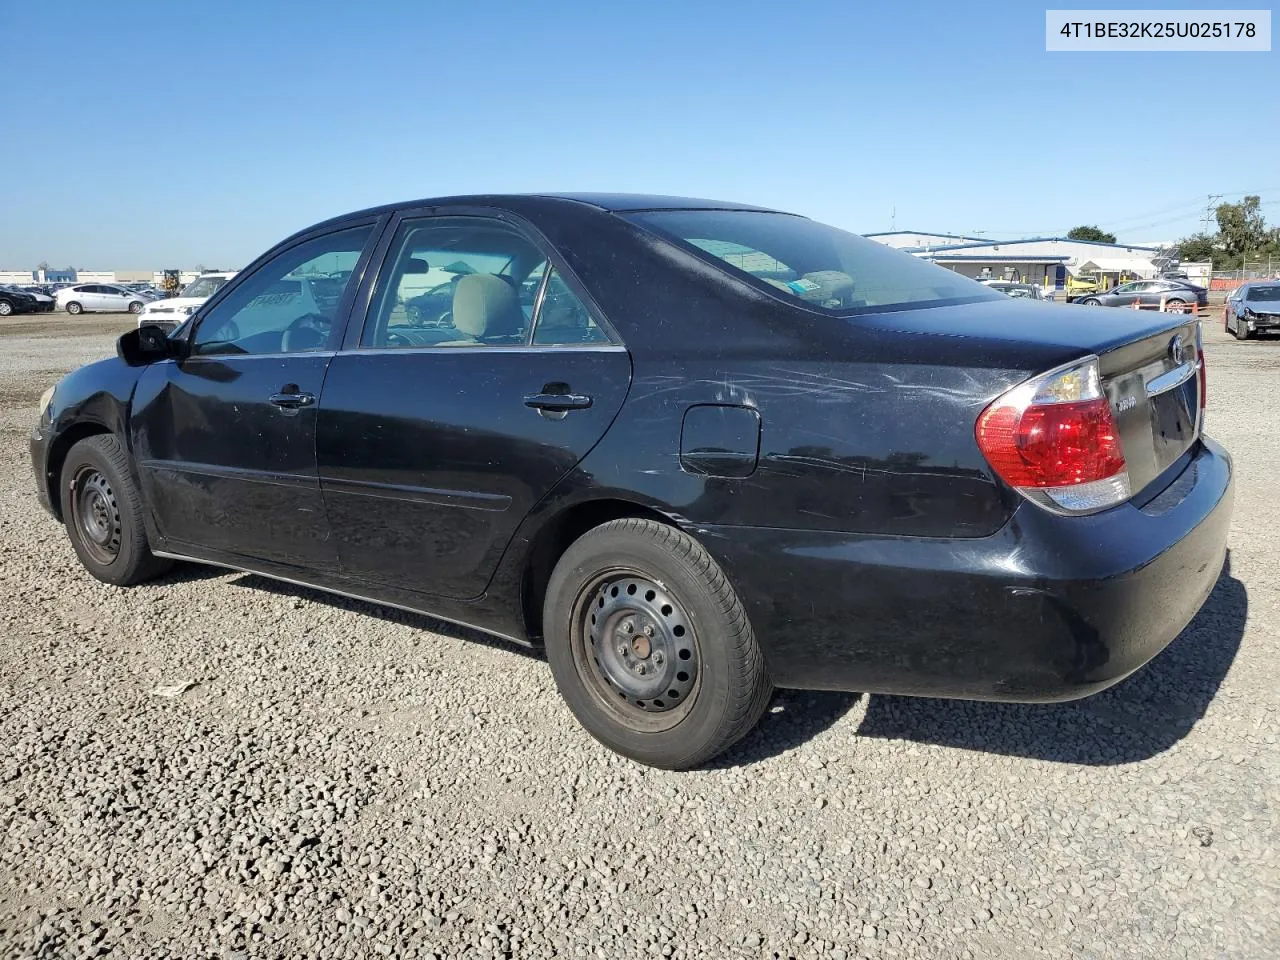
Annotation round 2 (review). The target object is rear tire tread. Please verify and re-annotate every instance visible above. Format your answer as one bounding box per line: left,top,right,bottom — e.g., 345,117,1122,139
548,517,772,769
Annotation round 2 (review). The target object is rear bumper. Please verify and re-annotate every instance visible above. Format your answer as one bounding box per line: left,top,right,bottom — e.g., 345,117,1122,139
698,438,1233,702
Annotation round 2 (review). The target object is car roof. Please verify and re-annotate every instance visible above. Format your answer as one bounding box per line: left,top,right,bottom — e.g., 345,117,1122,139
298,192,792,236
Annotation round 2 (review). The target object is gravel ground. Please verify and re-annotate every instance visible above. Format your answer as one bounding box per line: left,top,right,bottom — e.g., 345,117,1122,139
0,314,1276,959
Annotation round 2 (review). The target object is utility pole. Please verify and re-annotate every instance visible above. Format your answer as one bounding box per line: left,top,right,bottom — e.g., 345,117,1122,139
1203,194,1223,234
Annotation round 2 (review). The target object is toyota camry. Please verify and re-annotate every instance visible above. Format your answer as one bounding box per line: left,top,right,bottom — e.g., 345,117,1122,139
30,193,1233,768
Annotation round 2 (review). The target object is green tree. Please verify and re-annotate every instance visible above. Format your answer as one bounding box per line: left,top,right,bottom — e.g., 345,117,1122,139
1174,233,1217,263
1215,196,1278,262
1067,225,1117,243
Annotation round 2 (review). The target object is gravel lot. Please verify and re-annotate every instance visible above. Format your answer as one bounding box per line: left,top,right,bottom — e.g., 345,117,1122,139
0,311,1276,959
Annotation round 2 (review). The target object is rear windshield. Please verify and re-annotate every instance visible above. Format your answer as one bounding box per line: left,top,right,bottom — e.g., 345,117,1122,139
1246,285,1280,301
625,209,1000,314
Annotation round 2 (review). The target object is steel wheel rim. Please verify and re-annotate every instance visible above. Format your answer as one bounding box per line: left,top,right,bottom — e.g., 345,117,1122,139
72,467,122,564
570,568,702,732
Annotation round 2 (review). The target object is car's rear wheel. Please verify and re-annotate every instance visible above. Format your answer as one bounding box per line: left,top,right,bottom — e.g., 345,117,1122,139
62,435,172,586
1164,298,1186,313
128,301,144,314
544,518,772,769
66,301,83,315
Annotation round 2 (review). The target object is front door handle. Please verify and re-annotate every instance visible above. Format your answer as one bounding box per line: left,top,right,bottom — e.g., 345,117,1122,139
269,391,315,410
523,392,593,412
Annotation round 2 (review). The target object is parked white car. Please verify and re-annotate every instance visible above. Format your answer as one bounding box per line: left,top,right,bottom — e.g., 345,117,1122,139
56,284,150,315
136,272,237,330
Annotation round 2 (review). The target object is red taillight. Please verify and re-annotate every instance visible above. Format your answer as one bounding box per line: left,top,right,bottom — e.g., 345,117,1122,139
976,357,1131,515
977,397,1126,488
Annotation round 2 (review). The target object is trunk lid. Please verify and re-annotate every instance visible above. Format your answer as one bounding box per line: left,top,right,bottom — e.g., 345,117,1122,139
1099,317,1201,496
867,298,1203,501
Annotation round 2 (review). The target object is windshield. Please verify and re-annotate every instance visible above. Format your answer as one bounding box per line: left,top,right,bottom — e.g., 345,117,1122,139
1246,285,1280,302
625,210,999,314
181,276,229,299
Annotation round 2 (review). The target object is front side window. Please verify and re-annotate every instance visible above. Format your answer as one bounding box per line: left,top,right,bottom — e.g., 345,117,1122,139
363,218,548,349
625,209,1000,315
191,226,371,357
182,276,228,299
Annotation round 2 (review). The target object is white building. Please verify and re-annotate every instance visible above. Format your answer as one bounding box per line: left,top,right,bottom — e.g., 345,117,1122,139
865,235,1161,292
862,230,987,250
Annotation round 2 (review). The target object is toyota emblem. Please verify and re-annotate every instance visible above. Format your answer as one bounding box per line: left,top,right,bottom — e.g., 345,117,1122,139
1169,334,1185,365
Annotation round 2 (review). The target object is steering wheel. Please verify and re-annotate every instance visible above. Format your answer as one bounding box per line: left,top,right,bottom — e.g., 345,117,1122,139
283,311,331,349
386,331,411,347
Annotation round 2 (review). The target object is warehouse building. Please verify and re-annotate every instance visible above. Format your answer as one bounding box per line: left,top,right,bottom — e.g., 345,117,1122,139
865,234,1162,293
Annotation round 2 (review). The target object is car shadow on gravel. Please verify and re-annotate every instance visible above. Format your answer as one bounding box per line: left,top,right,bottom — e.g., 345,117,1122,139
853,551,1247,765
706,690,863,769
226,573,545,661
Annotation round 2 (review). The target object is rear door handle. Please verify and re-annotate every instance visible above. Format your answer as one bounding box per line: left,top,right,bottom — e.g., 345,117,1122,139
269,391,315,409
523,392,593,412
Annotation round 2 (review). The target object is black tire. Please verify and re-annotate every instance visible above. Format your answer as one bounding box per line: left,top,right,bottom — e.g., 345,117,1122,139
1082,297,1101,306
543,518,772,769
1164,298,1186,313
66,301,83,315
0,300,13,316
1234,313,1250,340
61,435,172,586
128,300,144,314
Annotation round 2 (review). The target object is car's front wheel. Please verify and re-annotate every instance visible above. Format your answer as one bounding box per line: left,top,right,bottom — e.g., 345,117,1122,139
1082,297,1101,306
0,301,12,316
62,435,172,586
1235,314,1250,340
544,518,772,769
66,301,83,315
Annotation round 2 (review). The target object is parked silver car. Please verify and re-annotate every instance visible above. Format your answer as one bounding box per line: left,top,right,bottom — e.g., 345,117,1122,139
55,284,150,315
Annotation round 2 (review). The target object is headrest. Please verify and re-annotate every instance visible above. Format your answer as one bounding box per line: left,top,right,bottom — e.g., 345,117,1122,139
404,257,430,274
452,274,522,339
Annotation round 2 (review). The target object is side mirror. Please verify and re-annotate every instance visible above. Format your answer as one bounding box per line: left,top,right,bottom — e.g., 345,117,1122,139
117,324,181,366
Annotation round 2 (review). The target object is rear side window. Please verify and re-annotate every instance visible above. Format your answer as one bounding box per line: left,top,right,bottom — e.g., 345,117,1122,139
625,210,1000,315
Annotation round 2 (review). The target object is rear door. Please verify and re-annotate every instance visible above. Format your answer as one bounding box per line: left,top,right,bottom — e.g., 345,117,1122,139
316,211,631,600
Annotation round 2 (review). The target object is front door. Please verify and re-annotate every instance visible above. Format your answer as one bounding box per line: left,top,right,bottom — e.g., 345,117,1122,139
130,223,377,572
316,214,632,600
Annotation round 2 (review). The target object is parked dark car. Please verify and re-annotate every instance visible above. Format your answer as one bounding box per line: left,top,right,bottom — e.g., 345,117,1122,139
1224,282,1280,339
403,278,458,326
30,193,1233,768
1075,278,1208,312
0,285,40,316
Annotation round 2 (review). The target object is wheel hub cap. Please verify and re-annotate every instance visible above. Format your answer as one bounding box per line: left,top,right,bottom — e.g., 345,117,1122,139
76,470,121,561
586,577,697,712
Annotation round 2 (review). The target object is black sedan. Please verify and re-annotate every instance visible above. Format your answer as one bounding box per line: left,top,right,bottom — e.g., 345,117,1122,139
30,193,1233,768
1075,278,1208,312
0,285,40,316
1224,281,1280,339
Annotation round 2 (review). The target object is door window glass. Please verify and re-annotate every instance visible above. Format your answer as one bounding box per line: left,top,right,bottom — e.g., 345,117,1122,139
363,218,547,349
531,268,611,345
191,226,371,357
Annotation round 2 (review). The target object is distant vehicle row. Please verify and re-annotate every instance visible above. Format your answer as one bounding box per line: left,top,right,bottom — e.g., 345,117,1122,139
0,285,54,315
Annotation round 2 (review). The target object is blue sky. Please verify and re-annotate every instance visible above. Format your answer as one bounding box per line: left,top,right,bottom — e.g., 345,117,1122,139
3,0,1275,268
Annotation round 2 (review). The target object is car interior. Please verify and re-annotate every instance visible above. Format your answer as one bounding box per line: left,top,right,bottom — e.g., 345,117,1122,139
365,222,608,349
